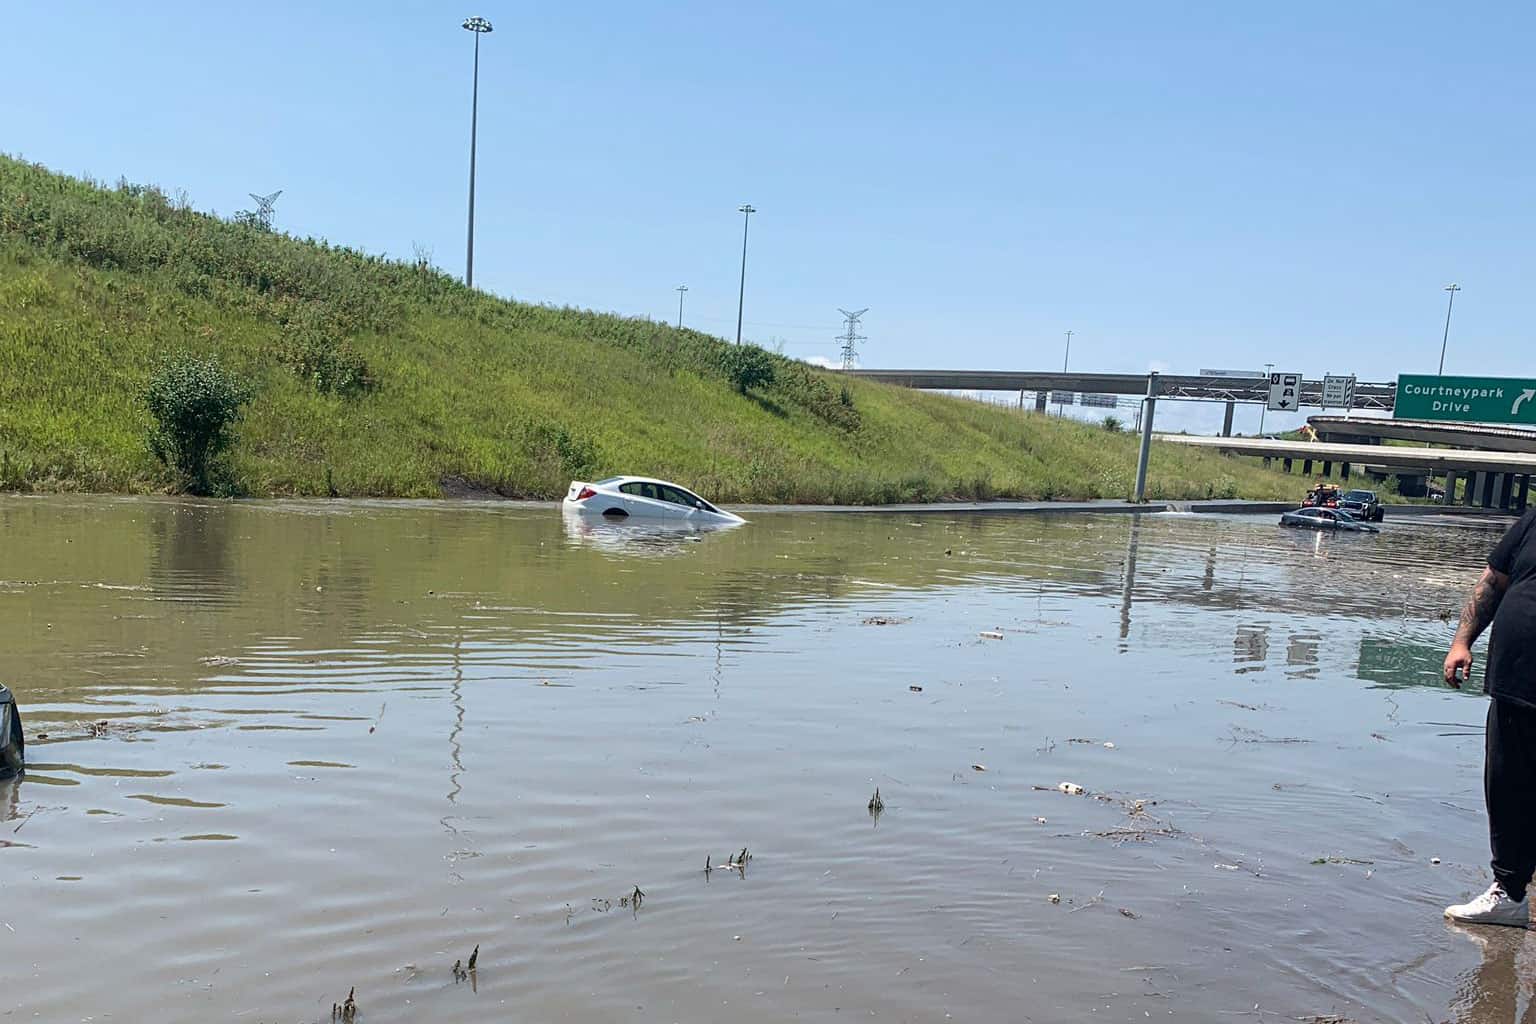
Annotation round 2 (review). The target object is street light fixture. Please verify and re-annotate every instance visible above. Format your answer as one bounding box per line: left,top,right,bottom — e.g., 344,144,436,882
735,204,755,345
1438,283,1461,375
462,15,493,289
675,284,688,329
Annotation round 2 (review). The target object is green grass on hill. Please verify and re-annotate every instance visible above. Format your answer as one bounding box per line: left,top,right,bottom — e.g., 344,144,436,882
0,155,1302,503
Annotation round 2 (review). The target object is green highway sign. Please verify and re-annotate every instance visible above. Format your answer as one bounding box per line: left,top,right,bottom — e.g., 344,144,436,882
1395,374,1536,425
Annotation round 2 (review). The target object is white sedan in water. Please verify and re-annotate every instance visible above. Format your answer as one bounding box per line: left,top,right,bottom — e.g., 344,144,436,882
563,477,745,524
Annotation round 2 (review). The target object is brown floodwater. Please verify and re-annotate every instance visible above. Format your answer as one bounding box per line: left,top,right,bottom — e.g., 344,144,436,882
0,497,1525,1022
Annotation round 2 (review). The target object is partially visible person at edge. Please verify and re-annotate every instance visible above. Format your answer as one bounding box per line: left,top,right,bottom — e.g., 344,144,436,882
1444,507,1536,927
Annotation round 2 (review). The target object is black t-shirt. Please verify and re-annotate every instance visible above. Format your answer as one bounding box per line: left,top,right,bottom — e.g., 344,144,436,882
1486,510,1536,705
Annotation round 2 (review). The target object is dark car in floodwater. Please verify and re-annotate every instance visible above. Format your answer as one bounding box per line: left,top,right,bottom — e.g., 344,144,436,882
0,684,22,777
1338,489,1384,522
1279,507,1380,533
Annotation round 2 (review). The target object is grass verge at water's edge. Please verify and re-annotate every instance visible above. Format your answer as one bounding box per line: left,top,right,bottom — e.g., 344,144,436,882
0,154,1302,503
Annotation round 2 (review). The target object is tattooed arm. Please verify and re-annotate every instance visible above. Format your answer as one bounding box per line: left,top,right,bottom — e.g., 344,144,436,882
1444,566,1512,688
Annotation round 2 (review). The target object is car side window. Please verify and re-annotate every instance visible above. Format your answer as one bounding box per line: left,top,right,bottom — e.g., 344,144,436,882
659,485,695,507
619,482,641,496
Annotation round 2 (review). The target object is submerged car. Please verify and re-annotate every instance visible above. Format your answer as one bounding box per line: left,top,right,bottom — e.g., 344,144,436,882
563,477,745,524
1337,488,1384,522
0,684,23,778
1279,507,1380,533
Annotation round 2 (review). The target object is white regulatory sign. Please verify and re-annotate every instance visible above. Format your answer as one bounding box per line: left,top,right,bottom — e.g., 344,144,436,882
1321,374,1356,409
1267,372,1302,412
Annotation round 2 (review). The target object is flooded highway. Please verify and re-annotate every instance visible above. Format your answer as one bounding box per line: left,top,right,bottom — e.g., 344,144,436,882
0,497,1522,1022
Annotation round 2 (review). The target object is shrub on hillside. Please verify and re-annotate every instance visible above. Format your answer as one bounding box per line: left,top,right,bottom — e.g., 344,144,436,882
277,320,371,396
768,360,860,430
144,355,251,494
720,344,776,395
1102,415,1123,433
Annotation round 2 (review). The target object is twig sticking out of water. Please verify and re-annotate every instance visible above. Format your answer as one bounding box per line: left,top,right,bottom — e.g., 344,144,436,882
331,986,357,1022
369,702,387,735
452,958,465,983
867,788,884,813
619,885,645,909
467,944,478,972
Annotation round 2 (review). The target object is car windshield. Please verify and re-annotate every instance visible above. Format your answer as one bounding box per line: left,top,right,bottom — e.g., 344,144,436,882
1343,491,1373,501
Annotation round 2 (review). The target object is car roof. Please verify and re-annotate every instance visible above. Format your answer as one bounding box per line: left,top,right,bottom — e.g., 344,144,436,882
602,476,700,493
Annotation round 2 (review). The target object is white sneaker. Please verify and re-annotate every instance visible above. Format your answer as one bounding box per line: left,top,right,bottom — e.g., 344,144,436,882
1445,882,1530,928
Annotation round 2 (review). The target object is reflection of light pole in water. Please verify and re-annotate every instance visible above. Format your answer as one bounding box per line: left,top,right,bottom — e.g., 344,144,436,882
1119,516,1141,644
1258,362,1275,436
442,631,466,839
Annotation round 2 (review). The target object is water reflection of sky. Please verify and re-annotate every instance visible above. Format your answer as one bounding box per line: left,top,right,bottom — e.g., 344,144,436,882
0,498,1521,1024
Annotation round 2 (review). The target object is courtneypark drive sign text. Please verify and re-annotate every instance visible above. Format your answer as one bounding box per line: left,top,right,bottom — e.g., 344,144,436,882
1394,375,1536,426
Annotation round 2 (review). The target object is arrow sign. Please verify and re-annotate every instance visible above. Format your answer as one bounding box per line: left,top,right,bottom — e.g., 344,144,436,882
1268,372,1302,412
1515,389,1536,416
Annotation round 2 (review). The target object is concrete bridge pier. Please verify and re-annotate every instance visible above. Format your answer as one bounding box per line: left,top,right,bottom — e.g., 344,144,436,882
1034,391,1047,413
1221,401,1235,438
1445,471,1458,504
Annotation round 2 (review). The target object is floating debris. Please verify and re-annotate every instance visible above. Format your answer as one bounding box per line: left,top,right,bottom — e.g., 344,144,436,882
1118,907,1140,920
1431,857,1442,865
467,944,478,972
863,616,911,626
1047,893,1061,904
908,685,923,693
451,958,466,983
1057,782,1085,796
619,885,645,909
971,763,987,772
1311,856,1373,866
978,630,1004,640
867,788,884,813
1034,816,1048,824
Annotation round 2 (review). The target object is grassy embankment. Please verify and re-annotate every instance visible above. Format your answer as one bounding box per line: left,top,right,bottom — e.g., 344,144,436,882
0,156,1300,502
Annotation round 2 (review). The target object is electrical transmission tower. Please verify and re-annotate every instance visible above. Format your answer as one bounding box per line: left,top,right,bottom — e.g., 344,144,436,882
248,190,282,230
837,308,868,370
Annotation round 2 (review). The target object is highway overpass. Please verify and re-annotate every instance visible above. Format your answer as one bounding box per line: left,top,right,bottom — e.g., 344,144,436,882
1161,435,1532,511
844,369,1396,410
1308,415,1536,453
844,369,1396,434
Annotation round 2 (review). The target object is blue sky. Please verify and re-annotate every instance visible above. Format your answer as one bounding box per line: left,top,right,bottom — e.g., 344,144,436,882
3,2,1531,433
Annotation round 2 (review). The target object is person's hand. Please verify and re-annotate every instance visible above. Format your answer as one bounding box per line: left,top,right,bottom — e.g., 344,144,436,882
1444,643,1474,689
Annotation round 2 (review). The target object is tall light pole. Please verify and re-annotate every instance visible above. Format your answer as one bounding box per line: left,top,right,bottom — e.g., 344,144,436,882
1438,283,1461,375
462,15,493,289
735,204,755,345
1054,330,1075,416
675,284,688,329
1258,361,1274,436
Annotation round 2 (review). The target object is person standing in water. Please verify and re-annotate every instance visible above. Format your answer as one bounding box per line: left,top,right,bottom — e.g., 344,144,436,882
1444,508,1536,927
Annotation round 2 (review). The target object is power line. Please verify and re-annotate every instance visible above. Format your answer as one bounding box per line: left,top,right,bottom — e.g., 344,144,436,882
247,190,282,230
837,307,868,370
